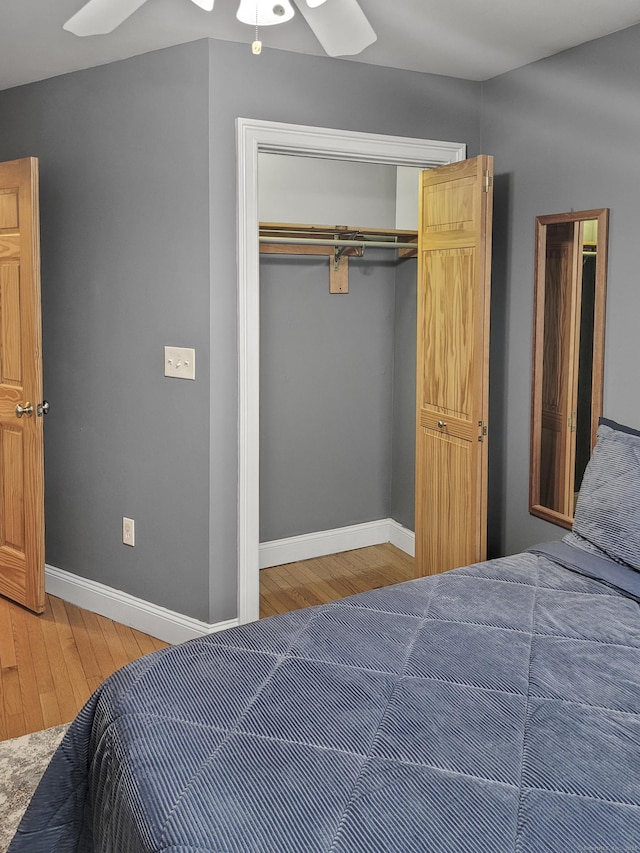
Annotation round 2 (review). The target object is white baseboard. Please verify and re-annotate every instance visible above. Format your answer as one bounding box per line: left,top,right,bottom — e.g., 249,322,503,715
45,564,238,646
259,518,415,569
45,521,413,641
387,519,416,557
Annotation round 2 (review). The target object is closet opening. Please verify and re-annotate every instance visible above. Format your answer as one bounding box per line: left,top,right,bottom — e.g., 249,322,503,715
258,154,419,617
235,118,466,623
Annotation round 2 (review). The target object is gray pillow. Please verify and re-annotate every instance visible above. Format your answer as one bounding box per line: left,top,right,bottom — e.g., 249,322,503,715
572,419,640,571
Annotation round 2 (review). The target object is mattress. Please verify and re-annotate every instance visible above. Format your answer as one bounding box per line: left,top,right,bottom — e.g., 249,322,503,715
9,543,640,852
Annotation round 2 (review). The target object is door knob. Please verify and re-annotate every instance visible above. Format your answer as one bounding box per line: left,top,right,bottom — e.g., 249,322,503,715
16,402,34,418
37,401,50,417
437,420,447,429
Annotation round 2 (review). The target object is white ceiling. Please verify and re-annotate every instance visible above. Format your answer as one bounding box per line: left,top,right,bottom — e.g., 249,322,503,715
3,0,640,92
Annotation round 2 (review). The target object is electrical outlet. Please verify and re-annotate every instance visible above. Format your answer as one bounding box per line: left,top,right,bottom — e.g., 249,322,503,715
164,346,195,380
122,516,135,547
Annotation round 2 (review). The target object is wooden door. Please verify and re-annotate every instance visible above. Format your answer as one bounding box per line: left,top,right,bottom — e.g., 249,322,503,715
415,155,493,575
0,157,45,613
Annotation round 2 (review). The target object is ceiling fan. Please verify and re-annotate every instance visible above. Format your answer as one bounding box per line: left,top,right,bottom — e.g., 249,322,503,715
63,0,377,58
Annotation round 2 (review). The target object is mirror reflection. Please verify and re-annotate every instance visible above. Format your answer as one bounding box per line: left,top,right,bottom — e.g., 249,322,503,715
530,208,608,528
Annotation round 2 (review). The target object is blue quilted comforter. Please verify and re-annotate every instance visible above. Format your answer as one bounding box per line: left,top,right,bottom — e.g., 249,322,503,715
10,546,640,852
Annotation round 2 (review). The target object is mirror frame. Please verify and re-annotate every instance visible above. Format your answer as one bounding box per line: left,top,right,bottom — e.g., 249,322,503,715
529,207,609,528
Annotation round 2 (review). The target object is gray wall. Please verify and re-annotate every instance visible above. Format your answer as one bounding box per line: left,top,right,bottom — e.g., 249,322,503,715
390,258,417,531
0,41,212,621
482,23,640,556
259,252,397,541
0,37,482,623
259,252,416,544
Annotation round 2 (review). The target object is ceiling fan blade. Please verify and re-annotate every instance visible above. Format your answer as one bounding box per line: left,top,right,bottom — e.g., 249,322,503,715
292,0,376,57
63,0,150,36
190,0,215,10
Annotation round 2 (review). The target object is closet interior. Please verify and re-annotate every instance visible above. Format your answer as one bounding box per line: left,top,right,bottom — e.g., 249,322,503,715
258,154,422,588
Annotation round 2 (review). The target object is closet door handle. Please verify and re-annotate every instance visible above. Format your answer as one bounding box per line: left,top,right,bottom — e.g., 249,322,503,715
437,420,447,429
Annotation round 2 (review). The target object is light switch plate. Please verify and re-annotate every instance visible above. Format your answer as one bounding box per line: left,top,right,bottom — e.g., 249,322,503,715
164,346,195,380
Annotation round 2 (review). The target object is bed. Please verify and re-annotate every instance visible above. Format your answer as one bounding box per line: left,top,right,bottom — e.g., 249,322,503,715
9,418,640,852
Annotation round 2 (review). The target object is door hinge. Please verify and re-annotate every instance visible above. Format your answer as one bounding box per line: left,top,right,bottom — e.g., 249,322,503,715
482,170,492,193
478,420,488,442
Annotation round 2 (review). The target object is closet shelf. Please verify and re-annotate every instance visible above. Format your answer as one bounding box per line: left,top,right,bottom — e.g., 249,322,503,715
259,222,418,294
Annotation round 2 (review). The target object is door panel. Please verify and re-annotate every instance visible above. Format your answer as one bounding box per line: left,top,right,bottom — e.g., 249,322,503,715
0,158,45,613
416,430,476,571
415,156,493,576
420,248,475,422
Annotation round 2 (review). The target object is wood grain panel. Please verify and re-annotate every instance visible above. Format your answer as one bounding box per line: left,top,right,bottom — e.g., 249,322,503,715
422,176,475,234
2,427,25,551
416,427,475,574
0,263,22,384
0,236,20,259
0,189,19,230
420,248,474,419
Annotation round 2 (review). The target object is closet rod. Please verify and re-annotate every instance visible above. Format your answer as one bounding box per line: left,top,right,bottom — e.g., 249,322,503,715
259,236,417,250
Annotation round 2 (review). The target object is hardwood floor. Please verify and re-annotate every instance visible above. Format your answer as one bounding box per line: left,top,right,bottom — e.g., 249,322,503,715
0,543,413,741
260,542,415,617
0,594,168,741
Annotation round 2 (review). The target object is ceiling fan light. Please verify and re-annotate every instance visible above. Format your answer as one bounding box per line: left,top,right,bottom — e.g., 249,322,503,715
305,0,328,6
190,0,214,9
237,0,295,26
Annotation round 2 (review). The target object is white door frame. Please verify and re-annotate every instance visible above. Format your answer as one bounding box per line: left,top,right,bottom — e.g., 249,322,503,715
236,117,466,624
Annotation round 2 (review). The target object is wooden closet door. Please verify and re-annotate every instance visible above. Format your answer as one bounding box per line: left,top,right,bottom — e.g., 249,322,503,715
415,155,493,575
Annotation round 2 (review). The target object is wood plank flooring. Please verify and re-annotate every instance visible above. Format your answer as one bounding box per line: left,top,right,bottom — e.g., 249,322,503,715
260,542,415,617
0,594,168,741
0,544,414,741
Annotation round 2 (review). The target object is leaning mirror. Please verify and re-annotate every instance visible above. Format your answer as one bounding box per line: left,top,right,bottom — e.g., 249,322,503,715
529,208,609,528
